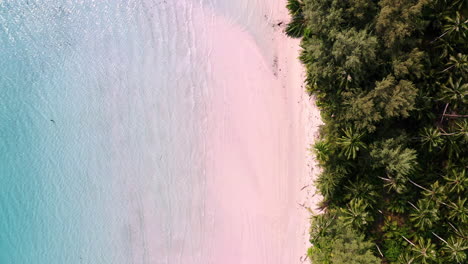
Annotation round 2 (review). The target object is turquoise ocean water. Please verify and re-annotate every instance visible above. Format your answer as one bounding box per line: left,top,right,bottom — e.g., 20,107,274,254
0,0,276,263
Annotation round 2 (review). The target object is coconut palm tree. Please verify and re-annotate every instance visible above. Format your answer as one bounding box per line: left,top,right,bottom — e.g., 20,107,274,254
443,53,468,75
420,180,447,205
409,199,439,230
410,237,437,264
316,170,341,199
341,198,373,230
313,140,330,163
444,236,468,263
454,120,468,143
448,197,468,223
442,12,468,41
448,222,468,240
380,175,408,194
387,196,408,214
309,213,335,244
420,127,444,152
337,127,366,159
344,180,379,207
444,168,467,194
285,0,306,38
397,252,416,264
446,0,468,10
446,136,463,160
433,232,468,264
286,0,303,16
440,77,468,107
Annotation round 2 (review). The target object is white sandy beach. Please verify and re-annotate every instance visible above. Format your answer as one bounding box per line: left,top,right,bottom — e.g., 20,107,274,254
201,0,323,263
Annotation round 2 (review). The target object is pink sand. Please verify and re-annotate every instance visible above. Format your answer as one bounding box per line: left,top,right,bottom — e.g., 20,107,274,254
131,1,323,263
201,1,323,263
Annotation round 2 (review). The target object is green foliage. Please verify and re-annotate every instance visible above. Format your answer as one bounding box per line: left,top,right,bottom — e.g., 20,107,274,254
344,180,379,207
419,127,444,152
313,140,331,164
448,197,468,223
382,217,412,261
288,0,468,262
409,199,440,230
372,76,418,119
383,240,403,262
439,77,468,108
421,180,447,205
337,127,366,159
316,169,342,200
442,12,468,42
393,48,426,78
341,76,418,132
370,138,418,178
331,29,378,82
441,236,468,263
340,198,374,230
285,0,306,38
375,0,430,48
410,237,438,264
444,168,468,194
308,215,380,264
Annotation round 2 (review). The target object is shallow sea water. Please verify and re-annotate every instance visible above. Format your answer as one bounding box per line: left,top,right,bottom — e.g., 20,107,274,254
0,1,288,263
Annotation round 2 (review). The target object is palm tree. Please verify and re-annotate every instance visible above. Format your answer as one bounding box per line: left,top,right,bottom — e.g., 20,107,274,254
448,197,468,223
397,252,416,264
387,196,407,213
420,127,444,152
380,175,408,194
440,77,468,108
286,0,303,16
442,53,468,74
316,171,341,199
312,140,330,163
337,127,366,159
433,233,468,264
341,198,373,230
409,199,439,230
446,0,468,10
433,11,468,42
448,222,468,240
309,213,335,244
444,168,467,194
344,180,379,207
285,0,306,38
420,180,447,205
444,236,468,263
441,12,468,41
409,237,437,264
446,136,463,160
455,120,468,143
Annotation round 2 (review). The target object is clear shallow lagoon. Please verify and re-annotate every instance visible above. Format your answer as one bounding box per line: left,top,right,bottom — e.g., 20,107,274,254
0,1,297,263
0,1,208,263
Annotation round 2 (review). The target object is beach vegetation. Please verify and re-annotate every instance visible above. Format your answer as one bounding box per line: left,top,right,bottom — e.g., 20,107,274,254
287,0,468,263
